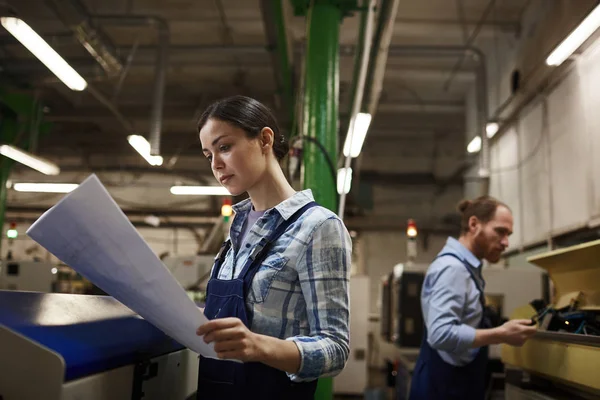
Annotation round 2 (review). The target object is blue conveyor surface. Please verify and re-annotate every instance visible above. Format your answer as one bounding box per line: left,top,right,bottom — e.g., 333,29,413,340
0,290,184,381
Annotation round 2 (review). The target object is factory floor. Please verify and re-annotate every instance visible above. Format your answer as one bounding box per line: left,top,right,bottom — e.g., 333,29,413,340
333,367,506,400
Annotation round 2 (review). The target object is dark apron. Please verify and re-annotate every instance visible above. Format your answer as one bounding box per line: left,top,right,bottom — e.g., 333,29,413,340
197,202,319,400
408,253,490,400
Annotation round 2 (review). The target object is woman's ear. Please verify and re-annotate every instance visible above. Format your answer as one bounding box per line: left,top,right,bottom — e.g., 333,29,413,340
259,127,275,152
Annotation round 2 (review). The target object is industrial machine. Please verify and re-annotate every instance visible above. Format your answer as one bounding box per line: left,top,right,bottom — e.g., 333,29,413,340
0,291,199,400
379,263,427,348
0,260,56,292
502,239,600,400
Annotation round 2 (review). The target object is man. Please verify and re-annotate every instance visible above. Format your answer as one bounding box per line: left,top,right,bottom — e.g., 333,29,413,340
409,196,537,400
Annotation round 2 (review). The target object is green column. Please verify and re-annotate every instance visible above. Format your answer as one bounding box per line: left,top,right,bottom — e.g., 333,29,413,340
302,4,341,399
302,2,341,212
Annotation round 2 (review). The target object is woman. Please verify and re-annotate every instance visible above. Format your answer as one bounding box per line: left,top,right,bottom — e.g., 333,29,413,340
194,95,351,399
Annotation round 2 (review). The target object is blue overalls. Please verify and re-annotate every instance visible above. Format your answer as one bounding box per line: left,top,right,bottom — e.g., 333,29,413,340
408,253,490,400
196,202,318,400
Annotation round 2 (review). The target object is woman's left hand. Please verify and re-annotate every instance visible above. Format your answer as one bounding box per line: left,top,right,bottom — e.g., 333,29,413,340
197,317,264,362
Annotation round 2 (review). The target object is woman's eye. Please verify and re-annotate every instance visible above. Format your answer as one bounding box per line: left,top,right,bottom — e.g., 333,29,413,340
219,144,230,152
206,155,213,162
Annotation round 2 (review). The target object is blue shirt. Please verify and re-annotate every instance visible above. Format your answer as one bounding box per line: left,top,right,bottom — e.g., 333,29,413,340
217,189,351,382
421,237,483,366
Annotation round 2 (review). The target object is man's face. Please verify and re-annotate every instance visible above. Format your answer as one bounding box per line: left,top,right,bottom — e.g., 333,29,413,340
472,206,513,263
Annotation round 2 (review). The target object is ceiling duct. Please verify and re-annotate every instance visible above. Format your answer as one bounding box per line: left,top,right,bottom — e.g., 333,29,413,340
47,0,123,77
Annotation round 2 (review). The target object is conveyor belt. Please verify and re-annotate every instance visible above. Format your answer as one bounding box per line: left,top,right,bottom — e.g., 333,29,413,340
0,291,184,381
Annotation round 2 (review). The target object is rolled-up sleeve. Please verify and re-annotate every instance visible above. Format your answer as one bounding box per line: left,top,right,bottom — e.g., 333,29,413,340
424,264,476,353
286,217,351,382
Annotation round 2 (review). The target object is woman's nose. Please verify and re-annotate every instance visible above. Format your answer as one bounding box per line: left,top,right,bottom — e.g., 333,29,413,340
211,155,224,170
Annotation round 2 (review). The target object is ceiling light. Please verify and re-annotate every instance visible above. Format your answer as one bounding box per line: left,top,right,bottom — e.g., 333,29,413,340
546,4,600,66
127,135,163,166
486,122,499,138
343,113,372,158
0,145,60,175
0,17,87,91
170,186,231,196
467,136,482,153
337,167,352,195
13,183,78,193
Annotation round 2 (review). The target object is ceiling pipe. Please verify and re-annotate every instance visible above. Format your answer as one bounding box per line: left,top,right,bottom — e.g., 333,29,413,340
46,0,123,77
260,0,295,137
350,44,490,196
338,0,377,220
92,15,170,156
85,84,135,132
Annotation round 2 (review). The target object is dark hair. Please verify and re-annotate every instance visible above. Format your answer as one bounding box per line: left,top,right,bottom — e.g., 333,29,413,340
458,196,510,233
197,95,289,161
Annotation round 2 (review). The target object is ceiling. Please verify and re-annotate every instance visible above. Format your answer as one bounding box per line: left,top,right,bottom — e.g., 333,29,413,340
0,0,532,233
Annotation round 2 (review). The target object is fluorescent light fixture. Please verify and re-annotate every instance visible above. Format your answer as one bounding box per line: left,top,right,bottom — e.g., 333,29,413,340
0,145,60,175
343,113,372,158
486,122,499,138
337,167,352,195
0,17,87,91
170,186,231,196
13,183,78,193
546,4,600,66
127,135,163,166
467,136,482,153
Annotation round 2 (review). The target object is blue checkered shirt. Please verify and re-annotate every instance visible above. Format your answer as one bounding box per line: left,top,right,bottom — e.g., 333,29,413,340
215,189,351,382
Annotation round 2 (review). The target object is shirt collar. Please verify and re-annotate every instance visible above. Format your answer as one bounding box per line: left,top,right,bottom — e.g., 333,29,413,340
231,189,315,220
442,237,482,268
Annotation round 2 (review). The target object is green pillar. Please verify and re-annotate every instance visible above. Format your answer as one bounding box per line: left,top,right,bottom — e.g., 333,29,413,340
302,2,341,212
301,3,341,399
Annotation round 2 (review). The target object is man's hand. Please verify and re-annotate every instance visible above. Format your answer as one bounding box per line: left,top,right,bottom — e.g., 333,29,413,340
197,318,265,362
498,319,537,346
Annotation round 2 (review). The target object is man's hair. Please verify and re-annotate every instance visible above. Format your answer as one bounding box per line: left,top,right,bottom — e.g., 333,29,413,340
458,196,510,233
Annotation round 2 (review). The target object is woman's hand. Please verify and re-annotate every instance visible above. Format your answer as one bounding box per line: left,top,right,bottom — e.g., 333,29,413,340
197,317,265,362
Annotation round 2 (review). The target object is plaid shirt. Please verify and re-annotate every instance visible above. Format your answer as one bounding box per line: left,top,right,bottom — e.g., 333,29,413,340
216,189,351,382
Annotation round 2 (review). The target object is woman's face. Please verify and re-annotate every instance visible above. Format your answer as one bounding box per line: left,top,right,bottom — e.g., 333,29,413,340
200,118,267,196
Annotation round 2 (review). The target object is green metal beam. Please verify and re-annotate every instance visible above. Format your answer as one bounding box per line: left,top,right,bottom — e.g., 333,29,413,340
301,2,341,212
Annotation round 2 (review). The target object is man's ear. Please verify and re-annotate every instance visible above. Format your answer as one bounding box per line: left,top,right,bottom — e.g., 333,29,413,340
468,215,479,233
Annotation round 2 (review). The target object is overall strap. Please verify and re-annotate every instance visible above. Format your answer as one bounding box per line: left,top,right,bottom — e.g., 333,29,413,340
436,252,485,308
210,239,232,279
240,201,318,288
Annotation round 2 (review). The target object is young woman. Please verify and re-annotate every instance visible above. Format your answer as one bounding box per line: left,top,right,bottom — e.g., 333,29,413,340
194,95,351,399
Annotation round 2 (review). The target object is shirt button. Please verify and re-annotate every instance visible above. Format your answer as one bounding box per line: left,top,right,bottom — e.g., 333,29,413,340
246,244,251,248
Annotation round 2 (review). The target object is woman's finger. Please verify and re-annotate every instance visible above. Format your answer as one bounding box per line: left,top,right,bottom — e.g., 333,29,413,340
214,339,245,353
204,326,246,344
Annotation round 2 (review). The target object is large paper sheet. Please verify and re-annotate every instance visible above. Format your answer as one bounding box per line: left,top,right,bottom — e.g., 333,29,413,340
26,174,217,358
